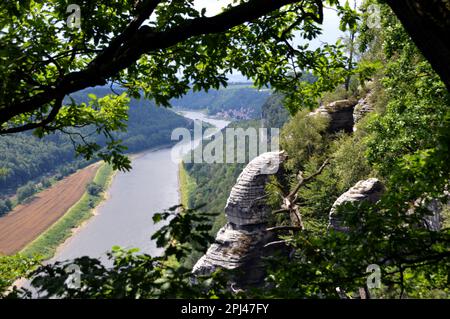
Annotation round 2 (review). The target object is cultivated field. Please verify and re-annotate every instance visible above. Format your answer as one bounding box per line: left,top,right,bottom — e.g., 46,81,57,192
0,164,100,255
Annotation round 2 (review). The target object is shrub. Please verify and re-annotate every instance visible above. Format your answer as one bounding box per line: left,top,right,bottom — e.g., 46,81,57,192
40,178,52,188
87,182,103,196
280,109,329,172
16,182,37,203
0,199,12,216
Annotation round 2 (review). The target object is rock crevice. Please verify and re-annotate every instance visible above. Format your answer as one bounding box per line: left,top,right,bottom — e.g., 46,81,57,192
309,99,357,133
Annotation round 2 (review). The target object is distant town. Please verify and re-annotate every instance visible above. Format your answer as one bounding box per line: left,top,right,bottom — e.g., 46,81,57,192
214,107,256,120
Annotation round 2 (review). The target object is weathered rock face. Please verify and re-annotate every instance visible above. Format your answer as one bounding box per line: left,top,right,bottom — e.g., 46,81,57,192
353,92,375,131
309,99,357,133
193,151,287,285
328,178,384,232
225,152,284,226
423,199,443,231
192,223,273,285
410,194,450,231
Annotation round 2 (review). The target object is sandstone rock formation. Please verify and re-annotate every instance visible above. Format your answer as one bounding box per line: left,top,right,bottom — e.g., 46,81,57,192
353,92,375,131
193,151,287,285
328,178,384,232
309,99,357,133
423,199,443,231
409,195,449,231
329,178,448,233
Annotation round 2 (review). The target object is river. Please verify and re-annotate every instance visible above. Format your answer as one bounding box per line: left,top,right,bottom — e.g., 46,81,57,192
53,111,229,262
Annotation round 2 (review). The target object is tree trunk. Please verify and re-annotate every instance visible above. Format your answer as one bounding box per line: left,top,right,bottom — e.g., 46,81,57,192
344,30,356,92
386,0,450,92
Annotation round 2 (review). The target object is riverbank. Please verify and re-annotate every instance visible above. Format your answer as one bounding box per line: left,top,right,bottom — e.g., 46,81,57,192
178,162,197,208
175,108,208,115
20,162,115,260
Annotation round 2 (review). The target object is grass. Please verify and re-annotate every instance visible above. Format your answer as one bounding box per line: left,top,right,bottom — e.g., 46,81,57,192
20,162,115,260
178,162,197,208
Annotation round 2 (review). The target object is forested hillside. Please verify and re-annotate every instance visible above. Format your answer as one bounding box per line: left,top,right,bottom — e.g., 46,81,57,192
0,88,192,202
159,1,450,298
70,87,193,153
181,95,290,267
0,133,78,196
261,94,290,129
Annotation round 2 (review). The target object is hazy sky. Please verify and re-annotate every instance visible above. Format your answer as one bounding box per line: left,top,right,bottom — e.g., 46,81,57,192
192,0,362,81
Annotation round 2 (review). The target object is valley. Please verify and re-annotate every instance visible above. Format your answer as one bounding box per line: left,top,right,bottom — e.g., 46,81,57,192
52,111,229,262
1,0,449,300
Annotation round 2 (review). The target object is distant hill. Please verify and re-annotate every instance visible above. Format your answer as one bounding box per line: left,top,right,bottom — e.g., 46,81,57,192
0,87,193,196
171,83,271,119
261,94,290,129
69,87,193,153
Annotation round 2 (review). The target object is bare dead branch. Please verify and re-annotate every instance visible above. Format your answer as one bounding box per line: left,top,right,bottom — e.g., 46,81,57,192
288,158,330,198
273,208,290,214
264,239,293,248
267,226,302,232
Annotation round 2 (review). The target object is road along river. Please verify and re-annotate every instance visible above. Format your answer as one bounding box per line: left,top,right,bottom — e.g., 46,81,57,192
53,111,229,262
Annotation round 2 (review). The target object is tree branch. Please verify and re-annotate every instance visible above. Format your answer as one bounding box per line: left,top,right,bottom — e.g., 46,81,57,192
264,239,293,248
267,226,302,232
0,96,64,134
288,158,330,198
0,0,307,132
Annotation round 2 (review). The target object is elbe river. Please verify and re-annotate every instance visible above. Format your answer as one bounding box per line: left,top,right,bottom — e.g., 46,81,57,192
53,111,229,263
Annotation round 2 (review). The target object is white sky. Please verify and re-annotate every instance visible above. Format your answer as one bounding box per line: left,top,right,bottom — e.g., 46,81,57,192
193,0,231,16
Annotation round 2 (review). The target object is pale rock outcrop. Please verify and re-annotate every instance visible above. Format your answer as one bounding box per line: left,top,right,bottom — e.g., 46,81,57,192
328,178,384,232
353,92,375,131
423,199,443,231
329,178,447,232
309,99,357,133
409,193,450,231
193,151,287,285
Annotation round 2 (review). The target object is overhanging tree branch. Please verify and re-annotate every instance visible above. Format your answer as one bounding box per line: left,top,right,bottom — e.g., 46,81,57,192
0,96,64,134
